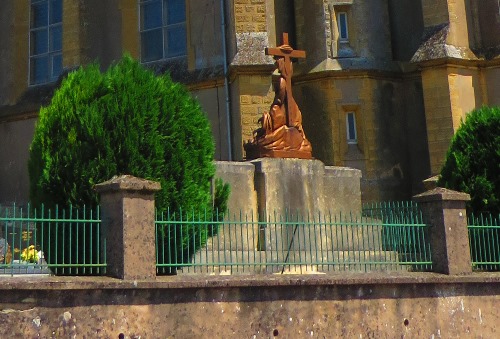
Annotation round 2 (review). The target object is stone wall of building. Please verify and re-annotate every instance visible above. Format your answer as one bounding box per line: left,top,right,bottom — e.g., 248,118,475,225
294,73,426,202
421,65,485,175
484,67,500,106
448,67,483,130
0,1,14,106
188,0,224,70
0,1,29,106
421,67,455,175
0,117,36,204
387,0,424,62
475,0,500,50
191,85,231,160
421,0,450,27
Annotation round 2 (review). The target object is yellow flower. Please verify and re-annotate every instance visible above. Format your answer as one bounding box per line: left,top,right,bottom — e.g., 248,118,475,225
21,245,38,264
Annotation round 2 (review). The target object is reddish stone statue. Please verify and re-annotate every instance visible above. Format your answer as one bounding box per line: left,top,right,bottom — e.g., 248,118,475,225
244,33,312,160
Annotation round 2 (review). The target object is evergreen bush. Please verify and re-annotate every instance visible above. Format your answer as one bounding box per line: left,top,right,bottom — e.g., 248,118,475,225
438,106,500,216
28,55,229,274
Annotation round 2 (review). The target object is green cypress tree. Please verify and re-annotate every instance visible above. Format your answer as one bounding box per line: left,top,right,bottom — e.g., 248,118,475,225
29,55,229,274
438,106,500,215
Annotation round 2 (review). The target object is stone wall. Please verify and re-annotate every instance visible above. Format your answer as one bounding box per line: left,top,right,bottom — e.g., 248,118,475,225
484,67,500,106
0,117,36,204
1,274,500,338
421,64,485,175
421,0,450,27
0,1,29,106
1,179,490,337
294,74,427,202
421,66,455,175
237,75,274,151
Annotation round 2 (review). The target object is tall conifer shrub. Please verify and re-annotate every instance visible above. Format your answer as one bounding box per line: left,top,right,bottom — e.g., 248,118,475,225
28,55,228,274
438,106,500,215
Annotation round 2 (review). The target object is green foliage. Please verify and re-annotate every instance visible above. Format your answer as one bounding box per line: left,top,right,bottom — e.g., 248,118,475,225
438,106,500,215
28,55,229,274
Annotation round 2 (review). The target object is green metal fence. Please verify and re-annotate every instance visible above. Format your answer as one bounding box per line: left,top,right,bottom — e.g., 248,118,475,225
156,205,432,275
0,204,105,276
468,214,500,271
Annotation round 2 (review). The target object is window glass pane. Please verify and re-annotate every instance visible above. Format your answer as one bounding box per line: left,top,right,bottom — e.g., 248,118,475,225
31,29,48,55
166,25,186,57
166,0,186,25
50,0,62,24
141,0,162,30
339,13,348,40
32,1,49,28
31,56,49,84
51,54,63,78
50,25,62,51
141,29,163,62
347,113,356,141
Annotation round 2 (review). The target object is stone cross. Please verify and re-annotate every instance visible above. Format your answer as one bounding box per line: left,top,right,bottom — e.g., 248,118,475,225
265,33,306,127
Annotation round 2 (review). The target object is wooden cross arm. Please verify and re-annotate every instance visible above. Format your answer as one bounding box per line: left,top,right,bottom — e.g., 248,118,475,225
265,47,306,59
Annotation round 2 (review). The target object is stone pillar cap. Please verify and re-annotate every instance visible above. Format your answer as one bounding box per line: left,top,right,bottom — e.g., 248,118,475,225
413,187,471,202
95,175,161,193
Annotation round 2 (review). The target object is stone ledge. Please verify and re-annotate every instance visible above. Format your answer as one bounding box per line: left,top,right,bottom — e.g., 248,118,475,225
1,272,500,291
325,166,362,178
413,187,471,202
94,175,161,193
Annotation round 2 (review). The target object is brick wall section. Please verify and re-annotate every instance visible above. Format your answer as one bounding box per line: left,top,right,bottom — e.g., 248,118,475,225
238,75,274,145
234,0,267,33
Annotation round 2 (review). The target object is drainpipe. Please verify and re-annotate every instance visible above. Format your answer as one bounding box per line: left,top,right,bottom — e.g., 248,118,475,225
220,0,233,160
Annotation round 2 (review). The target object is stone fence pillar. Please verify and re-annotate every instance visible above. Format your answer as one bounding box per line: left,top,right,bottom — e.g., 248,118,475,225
413,187,472,275
95,175,160,280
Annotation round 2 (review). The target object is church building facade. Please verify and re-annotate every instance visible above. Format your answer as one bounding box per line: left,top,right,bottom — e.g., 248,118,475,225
1,0,499,203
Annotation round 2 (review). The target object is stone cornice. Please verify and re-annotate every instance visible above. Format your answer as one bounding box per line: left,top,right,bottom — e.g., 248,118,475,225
415,56,500,70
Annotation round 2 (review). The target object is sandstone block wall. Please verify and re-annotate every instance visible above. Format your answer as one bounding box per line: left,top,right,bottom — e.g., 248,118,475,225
233,0,267,33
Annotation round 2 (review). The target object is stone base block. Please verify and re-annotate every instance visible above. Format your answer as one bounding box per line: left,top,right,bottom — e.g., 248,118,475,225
179,250,406,275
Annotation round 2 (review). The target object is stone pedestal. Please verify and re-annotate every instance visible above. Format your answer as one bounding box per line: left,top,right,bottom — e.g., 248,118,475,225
252,158,361,262
95,175,161,280
213,162,259,253
251,158,361,217
209,159,362,273
414,187,472,275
